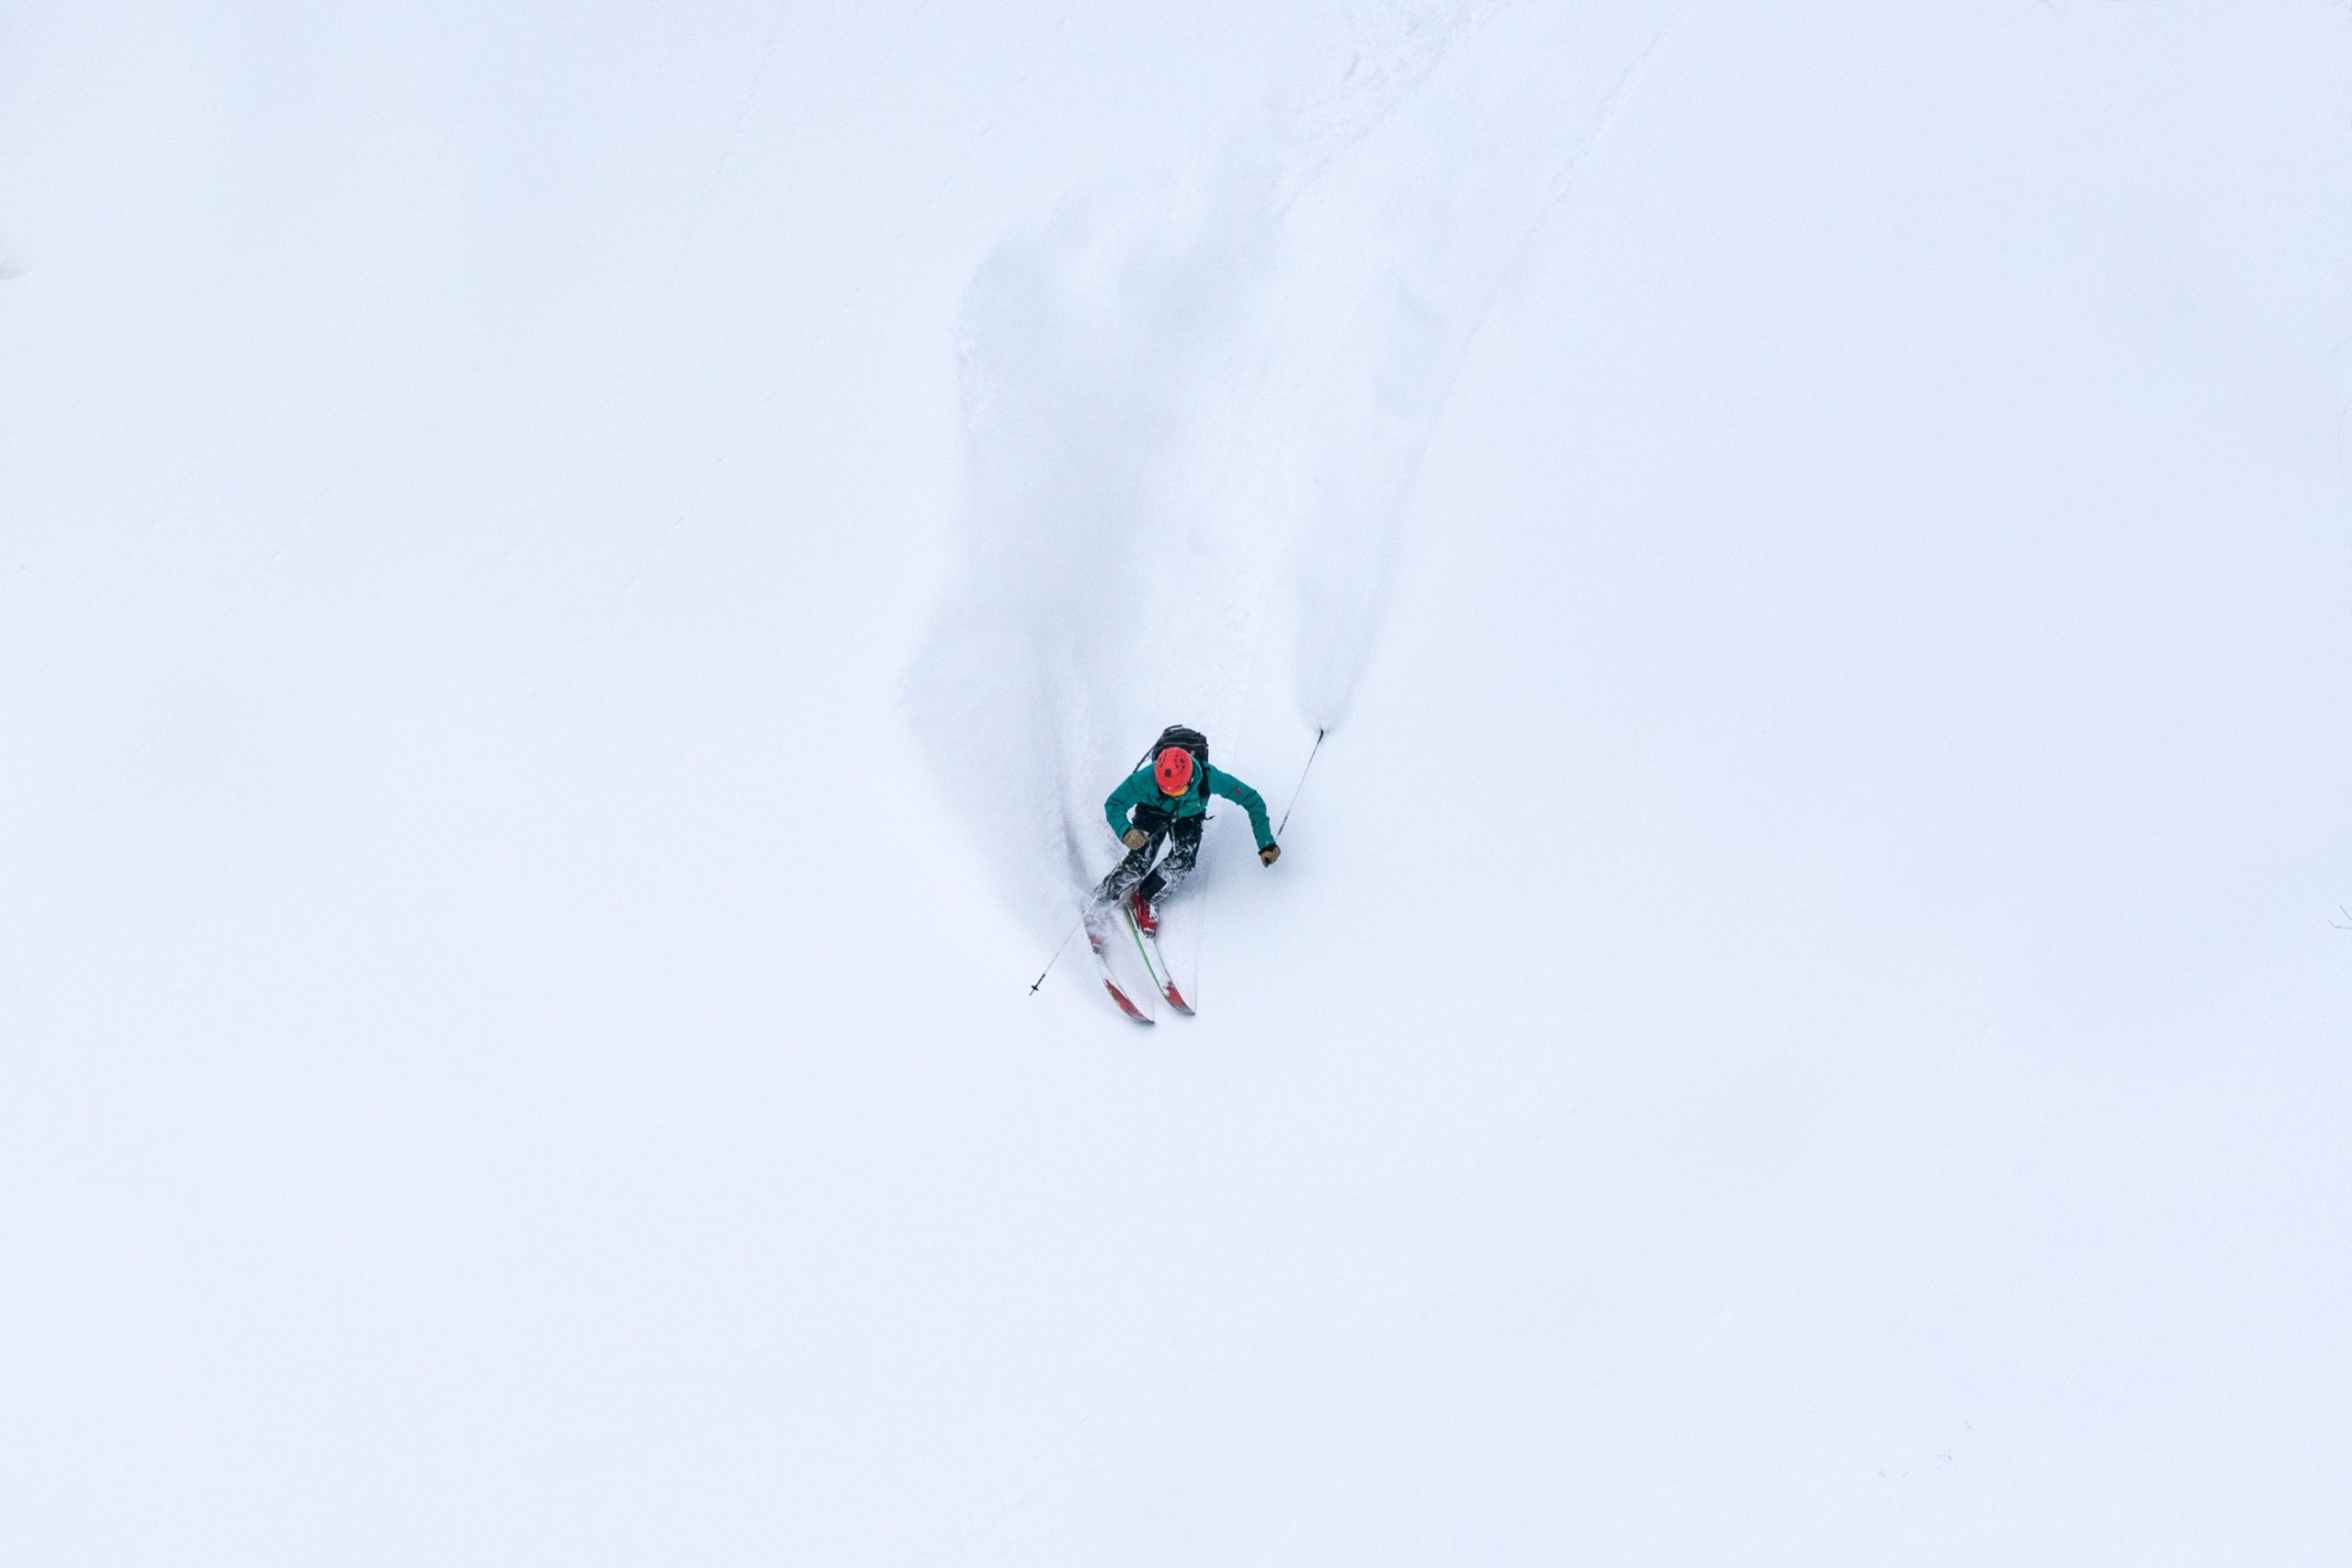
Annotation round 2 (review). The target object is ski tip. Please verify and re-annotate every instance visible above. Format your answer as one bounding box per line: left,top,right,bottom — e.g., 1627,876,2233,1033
1160,985,1193,1016
1103,979,1154,1023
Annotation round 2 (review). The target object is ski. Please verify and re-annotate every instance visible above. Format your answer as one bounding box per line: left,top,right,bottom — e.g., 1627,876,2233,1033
1085,913,1153,1024
1123,907,1193,1016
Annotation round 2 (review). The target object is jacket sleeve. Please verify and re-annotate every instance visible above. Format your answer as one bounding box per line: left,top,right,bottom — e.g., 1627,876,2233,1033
1103,769,1153,838
1207,766,1275,850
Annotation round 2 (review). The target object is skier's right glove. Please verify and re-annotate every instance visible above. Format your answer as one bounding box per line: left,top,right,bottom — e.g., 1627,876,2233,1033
1122,829,1148,852
1260,843,1281,866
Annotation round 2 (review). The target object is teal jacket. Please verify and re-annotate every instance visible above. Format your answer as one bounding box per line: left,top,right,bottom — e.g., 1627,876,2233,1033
1104,762,1275,851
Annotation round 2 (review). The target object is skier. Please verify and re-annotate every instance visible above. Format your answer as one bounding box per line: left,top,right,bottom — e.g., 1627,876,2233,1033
1094,726,1280,935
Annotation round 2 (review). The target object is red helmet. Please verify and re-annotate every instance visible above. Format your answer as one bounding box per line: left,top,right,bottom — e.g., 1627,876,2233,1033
1154,746,1195,795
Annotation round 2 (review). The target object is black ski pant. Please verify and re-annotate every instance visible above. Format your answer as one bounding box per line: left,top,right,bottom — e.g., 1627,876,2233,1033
1094,807,1203,910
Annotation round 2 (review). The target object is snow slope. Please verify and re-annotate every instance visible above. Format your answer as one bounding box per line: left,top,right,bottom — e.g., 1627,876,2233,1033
6,3,2351,1564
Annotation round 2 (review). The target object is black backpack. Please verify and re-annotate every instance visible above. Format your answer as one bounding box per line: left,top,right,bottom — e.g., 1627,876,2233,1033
1145,725,1209,795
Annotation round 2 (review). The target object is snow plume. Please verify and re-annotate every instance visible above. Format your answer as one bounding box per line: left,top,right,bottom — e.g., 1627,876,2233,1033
906,1,1684,932
904,164,1283,940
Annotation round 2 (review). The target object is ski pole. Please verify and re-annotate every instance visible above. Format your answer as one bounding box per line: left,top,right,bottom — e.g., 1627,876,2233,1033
1277,728,1328,837
1028,913,1086,995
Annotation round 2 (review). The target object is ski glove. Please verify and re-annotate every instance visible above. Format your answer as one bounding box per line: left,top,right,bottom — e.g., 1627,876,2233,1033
1260,843,1281,867
1122,829,1149,852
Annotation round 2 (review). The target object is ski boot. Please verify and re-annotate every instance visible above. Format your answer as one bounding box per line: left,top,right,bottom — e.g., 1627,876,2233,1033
1126,886,1160,937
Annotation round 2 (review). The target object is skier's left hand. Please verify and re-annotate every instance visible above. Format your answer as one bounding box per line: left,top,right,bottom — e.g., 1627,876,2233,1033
1260,843,1281,867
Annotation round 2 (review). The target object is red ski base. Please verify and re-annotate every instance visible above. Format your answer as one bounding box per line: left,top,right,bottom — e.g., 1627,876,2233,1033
1103,976,1150,1021
1086,923,1154,1025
